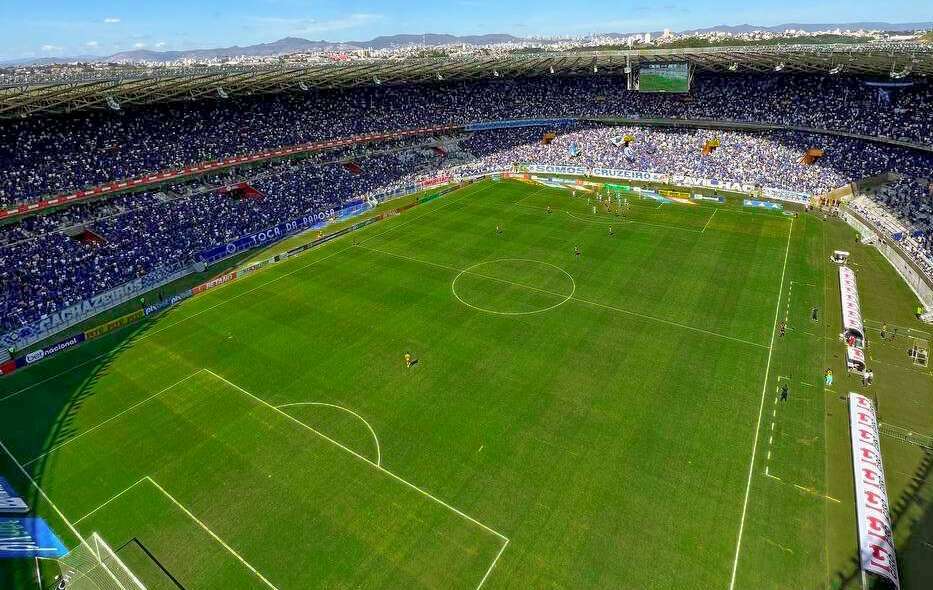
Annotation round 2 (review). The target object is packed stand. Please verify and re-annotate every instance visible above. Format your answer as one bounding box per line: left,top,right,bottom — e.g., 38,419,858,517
3,124,932,337
1,74,931,206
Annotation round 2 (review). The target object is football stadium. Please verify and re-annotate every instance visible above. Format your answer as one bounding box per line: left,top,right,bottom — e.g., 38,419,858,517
0,18,932,590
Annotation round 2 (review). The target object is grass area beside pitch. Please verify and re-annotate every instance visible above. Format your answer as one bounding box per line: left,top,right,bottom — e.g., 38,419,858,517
0,179,930,589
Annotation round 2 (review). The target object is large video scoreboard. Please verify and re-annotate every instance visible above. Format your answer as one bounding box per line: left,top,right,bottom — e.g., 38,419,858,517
638,63,691,93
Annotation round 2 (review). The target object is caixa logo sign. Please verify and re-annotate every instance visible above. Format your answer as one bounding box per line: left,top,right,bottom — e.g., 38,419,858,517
24,349,44,364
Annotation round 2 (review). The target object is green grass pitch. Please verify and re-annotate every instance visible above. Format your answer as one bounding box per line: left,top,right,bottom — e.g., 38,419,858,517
1,179,930,589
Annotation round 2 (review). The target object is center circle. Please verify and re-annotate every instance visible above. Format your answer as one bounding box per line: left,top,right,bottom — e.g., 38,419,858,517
451,258,576,315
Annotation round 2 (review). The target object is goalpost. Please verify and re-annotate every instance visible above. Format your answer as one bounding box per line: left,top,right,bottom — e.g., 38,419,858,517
44,532,147,590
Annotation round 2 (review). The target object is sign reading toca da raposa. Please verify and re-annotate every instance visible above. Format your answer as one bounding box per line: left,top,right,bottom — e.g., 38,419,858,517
198,206,338,263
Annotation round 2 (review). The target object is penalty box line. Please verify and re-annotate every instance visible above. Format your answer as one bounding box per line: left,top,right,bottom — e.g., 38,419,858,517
728,218,794,590
74,476,279,590
201,369,510,544
19,366,509,589
202,369,511,590
22,370,205,467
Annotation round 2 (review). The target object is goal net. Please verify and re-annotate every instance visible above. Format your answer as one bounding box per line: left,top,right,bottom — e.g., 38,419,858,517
45,532,146,590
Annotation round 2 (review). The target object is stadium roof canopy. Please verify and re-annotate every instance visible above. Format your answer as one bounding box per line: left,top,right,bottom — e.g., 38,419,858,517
2,43,931,119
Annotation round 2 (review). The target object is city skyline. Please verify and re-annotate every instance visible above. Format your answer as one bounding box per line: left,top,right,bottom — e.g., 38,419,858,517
2,0,931,61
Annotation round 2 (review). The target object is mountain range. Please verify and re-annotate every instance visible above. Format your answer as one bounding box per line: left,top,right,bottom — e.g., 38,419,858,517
3,23,930,66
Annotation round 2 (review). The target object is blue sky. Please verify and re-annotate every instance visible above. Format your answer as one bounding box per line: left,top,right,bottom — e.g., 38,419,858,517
2,0,929,60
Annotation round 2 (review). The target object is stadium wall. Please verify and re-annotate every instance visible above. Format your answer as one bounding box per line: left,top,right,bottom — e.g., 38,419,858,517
840,207,933,309
0,263,197,351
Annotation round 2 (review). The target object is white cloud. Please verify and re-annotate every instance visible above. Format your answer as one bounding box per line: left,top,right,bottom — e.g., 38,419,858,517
85,40,99,48
40,44,63,52
155,41,167,48
253,13,383,34
103,17,121,24
133,42,146,48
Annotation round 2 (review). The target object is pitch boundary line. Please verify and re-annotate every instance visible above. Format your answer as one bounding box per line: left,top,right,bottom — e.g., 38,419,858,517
702,209,717,233
0,184,491,404
358,183,491,247
728,218,794,590
277,402,382,466
203,369,511,589
16,366,508,589
356,244,768,349
75,476,279,589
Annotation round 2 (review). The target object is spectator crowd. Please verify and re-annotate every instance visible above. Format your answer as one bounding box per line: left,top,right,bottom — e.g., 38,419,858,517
1,74,931,339
1,73,931,206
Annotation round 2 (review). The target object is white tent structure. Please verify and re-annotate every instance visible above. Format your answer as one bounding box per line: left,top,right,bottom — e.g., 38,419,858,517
839,266,865,348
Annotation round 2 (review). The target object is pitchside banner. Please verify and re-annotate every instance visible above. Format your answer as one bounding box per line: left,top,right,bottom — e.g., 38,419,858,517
84,309,145,340
144,289,193,316
0,263,193,351
16,333,86,368
848,393,900,589
744,199,783,210
0,518,69,558
514,163,811,203
465,119,576,131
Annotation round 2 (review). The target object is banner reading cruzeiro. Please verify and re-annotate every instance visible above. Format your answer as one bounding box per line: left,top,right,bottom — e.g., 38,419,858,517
848,393,900,589
513,163,811,204
465,119,577,132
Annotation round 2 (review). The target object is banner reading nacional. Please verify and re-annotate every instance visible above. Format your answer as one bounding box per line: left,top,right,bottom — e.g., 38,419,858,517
513,163,811,203
848,393,900,589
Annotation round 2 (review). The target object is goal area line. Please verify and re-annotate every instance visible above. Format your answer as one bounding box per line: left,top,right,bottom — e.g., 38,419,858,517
75,475,278,590
5,367,510,590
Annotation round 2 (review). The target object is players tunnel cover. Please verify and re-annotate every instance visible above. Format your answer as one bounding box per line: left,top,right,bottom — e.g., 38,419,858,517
0,517,69,558
0,477,28,514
